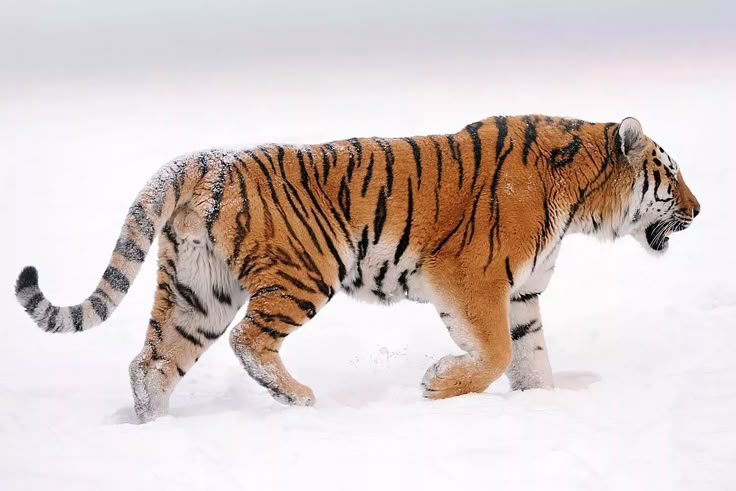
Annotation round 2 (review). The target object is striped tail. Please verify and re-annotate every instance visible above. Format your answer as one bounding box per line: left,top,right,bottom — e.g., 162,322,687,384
15,156,198,333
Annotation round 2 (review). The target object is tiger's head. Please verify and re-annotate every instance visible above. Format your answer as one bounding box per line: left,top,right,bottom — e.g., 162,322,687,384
617,117,701,254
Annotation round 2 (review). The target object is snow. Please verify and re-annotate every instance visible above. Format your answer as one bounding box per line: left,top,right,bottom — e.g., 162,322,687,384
2,58,735,490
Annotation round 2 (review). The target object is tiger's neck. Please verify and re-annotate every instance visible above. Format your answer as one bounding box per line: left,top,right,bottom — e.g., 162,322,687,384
556,122,638,240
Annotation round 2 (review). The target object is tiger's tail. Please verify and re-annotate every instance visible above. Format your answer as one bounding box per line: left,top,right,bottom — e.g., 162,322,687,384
15,155,202,333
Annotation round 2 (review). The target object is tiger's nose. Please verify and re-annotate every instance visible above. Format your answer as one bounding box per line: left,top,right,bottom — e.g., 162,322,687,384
692,206,700,218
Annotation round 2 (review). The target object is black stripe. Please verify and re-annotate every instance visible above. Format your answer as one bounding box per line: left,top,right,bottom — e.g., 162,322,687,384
431,137,443,222
511,320,541,341
129,203,155,243
161,224,179,256
431,137,443,189
24,293,44,315
532,176,552,272
256,183,275,239
175,282,208,315
253,310,302,327
338,177,351,221
398,270,409,296
372,260,389,300
325,142,338,168
652,169,669,202
198,153,209,177
276,270,316,293
403,137,422,190
114,238,146,262
261,146,277,173
251,285,285,299
147,340,161,361
374,260,389,288
248,313,289,338
459,187,484,254
231,165,251,265
375,138,394,196
70,305,84,332
271,247,297,268
348,138,363,168
291,239,321,275
175,325,203,347
358,226,369,261
310,215,347,282
320,146,330,185
46,306,60,332
494,116,508,161
172,161,182,203
280,294,317,318
640,160,650,203
373,187,387,245
505,257,514,287
549,136,582,168
197,327,226,340
394,179,414,265
311,275,334,299
522,115,537,165
511,291,541,303
361,153,375,197
346,146,356,181
447,134,463,189
103,266,130,293
89,295,108,321
432,213,465,254
212,285,232,305
465,121,483,190
150,319,163,340
93,288,113,303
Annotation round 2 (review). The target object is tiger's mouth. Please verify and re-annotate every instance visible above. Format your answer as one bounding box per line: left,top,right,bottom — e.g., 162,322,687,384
645,222,672,252
644,216,692,252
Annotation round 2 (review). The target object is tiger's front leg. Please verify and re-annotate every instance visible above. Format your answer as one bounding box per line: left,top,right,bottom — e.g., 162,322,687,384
505,291,554,391
421,259,513,399
504,251,558,391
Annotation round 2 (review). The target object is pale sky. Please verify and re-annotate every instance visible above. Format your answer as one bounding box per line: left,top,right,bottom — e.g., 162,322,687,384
1,0,733,79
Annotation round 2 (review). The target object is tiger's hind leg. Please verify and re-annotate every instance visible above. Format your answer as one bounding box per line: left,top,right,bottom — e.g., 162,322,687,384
129,207,246,422
230,274,332,406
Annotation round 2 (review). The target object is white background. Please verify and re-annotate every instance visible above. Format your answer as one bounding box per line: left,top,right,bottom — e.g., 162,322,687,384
1,1,735,490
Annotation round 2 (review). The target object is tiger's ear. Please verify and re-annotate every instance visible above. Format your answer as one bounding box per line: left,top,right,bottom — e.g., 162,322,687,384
618,117,645,162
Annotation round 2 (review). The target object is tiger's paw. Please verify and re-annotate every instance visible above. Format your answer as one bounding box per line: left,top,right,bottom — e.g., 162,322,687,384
421,354,491,399
269,383,316,407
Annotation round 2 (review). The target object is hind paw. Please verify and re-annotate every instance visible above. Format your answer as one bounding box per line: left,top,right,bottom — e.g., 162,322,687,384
269,383,316,406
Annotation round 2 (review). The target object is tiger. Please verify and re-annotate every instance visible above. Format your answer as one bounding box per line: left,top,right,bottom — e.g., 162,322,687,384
15,115,700,422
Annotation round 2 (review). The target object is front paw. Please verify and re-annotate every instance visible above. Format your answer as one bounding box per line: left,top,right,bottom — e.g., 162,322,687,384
421,355,491,399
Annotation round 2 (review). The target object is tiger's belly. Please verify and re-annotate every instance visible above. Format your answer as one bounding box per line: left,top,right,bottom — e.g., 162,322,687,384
340,245,430,305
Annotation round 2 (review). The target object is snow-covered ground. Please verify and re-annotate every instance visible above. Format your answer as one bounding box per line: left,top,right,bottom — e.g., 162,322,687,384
2,58,735,490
